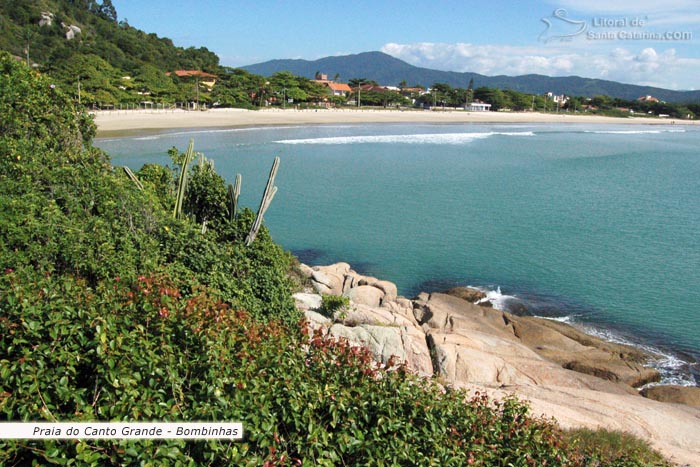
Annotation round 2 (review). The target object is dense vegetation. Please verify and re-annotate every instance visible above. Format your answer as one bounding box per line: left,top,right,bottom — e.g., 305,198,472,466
0,0,326,108
0,49,674,467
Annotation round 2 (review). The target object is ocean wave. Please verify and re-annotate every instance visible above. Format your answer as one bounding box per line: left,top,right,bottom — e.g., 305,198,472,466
584,129,686,135
578,324,697,386
469,286,519,310
274,131,535,145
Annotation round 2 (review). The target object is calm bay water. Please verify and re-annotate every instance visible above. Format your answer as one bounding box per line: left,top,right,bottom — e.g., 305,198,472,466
97,122,700,385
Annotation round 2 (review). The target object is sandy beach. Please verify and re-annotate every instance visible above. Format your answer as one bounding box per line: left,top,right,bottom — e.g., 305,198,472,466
94,107,697,135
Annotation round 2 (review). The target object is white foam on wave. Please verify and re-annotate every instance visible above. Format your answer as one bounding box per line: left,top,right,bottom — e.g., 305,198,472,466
584,129,686,135
469,286,518,311
132,135,161,141
578,324,697,386
535,315,574,324
275,131,535,145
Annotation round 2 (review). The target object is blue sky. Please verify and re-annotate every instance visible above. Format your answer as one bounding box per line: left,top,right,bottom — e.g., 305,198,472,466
112,0,700,90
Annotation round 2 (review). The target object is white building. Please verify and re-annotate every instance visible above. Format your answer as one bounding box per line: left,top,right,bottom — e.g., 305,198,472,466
466,102,492,111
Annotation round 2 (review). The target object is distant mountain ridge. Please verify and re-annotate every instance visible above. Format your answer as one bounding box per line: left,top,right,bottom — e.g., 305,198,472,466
243,51,700,103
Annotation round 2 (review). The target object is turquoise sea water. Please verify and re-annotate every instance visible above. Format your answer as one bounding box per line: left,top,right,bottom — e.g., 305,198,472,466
97,122,700,385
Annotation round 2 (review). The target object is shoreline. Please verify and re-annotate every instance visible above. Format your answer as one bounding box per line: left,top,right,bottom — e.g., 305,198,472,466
93,107,698,136
298,262,700,465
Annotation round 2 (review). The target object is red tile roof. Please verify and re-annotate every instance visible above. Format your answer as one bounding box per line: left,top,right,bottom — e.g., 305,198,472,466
167,70,218,79
327,82,352,92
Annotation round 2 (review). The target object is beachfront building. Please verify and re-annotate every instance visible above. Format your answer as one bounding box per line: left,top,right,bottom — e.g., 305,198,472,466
466,101,492,111
323,81,353,97
637,95,660,103
314,73,353,98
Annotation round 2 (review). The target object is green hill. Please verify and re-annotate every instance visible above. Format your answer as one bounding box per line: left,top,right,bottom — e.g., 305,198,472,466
0,0,257,107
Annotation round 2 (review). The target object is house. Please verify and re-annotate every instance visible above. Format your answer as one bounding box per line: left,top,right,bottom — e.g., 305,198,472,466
466,101,492,112
313,73,353,97
323,82,352,97
637,95,660,103
546,92,569,105
167,70,218,90
359,84,387,92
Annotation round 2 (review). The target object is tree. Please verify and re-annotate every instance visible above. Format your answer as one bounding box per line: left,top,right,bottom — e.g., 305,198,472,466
474,87,507,111
466,78,474,103
99,0,118,22
269,71,306,104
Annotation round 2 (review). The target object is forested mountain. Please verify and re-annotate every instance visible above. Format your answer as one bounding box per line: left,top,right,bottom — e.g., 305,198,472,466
244,51,700,103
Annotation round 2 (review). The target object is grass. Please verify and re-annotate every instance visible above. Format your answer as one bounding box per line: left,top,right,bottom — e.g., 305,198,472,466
562,427,672,466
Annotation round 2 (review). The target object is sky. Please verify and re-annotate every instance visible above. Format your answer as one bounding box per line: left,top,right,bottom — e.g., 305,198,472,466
112,0,700,90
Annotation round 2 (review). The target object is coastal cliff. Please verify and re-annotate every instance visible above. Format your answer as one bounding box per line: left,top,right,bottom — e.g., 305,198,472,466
295,262,700,466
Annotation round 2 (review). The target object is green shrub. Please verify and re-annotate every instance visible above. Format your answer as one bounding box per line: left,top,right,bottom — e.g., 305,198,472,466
562,428,671,466
0,269,568,466
320,294,350,318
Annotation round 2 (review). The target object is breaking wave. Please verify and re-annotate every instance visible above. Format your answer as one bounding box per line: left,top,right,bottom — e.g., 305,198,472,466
584,129,686,135
275,131,535,145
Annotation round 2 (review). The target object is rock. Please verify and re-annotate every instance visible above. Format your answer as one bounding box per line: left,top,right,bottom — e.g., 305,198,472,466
329,323,432,376
381,298,420,327
640,385,700,408
358,276,379,286
340,303,415,328
39,11,54,27
413,293,516,339
511,317,661,387
427,331,536,387
65,24,81,40
342,272,360,293
427,330,637,395
371,280,398,301
329,324,405,365
311,270,340,295
345,285,384,307
297,263,314,279
442,286,487,303
293,292,322,311
310,263,352,295
304,309,331,330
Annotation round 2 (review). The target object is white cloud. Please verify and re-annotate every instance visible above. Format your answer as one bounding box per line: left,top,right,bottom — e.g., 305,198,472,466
380,42,700,90
547,0,697,14
544,0,699,28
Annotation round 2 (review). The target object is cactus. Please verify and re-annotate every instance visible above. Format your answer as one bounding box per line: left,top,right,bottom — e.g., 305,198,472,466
173,139,195,219
245,157,279,246
228,173,242,222
122,166,143,190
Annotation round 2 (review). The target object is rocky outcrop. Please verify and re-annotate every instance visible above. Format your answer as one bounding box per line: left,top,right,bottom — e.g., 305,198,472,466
295,263,700,465
62,23,82,41
442,286,492,306
298,264,662,390
641,385,700,408
39,12,54,27
509,317,660,387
